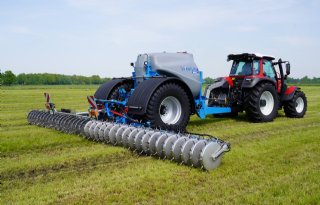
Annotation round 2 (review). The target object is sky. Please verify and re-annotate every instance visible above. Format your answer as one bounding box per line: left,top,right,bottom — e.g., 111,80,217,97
1,0,320,78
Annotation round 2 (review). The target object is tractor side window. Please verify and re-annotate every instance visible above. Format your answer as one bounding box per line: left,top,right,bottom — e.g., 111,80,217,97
253,60,260,75
230,61,253,76
263,60,276,79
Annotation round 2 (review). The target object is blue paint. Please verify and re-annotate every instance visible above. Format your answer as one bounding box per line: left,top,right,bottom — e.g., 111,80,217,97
194,71,231,119
93,63,231,125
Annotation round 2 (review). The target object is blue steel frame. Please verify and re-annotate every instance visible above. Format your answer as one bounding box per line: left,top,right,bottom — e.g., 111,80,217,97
93,60,231,124
195,71,231,119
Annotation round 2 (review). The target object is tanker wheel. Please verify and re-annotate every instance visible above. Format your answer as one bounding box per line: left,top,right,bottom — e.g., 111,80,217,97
244,82,279,122
107,82,133,119
283,90,307,118
108,82,133,101
146,83,190,132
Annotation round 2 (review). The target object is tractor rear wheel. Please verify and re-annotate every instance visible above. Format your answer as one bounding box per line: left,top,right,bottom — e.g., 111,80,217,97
244,82,279,122
146,83,190,131
284,91,307,118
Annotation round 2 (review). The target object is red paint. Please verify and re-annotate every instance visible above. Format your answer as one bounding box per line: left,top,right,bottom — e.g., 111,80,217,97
110,110,123,117
277,79,282,93
87,96,97,109
228,75,265,80
97,104,104,110
224,76,234,87
258,59,264,77
285,86,297,95
44,92,50,103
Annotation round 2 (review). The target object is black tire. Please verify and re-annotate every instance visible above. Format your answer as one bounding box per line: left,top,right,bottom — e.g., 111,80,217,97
284,91,307,118
146,83,191,131
106,82,133,120
244,82,279,122
108,82,133,101
94,79,132,100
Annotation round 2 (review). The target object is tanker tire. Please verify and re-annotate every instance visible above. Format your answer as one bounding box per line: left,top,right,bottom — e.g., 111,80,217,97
146,82,190,132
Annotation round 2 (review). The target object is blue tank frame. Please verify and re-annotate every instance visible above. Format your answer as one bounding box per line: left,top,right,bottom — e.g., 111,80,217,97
94,61,231,125
195,71,231,119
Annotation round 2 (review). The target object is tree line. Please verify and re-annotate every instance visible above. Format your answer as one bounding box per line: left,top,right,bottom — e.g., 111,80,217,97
0,70,111,85
0,70,319,86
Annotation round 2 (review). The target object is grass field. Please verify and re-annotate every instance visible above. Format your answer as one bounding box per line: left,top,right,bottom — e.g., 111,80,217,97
1,85,320,204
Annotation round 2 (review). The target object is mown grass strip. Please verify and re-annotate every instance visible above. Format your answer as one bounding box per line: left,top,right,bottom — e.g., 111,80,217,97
0,85,319,205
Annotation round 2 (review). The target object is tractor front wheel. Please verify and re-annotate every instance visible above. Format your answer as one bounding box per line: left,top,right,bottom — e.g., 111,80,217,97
284,91,307,118
244,82,279,122
146,83,190,131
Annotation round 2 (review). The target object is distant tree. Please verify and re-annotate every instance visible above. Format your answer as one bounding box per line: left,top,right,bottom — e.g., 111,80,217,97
2,70,16,85
0,69,3,85
204,77,215,84
14,73,111,85
91,75,101,84
300,76,311,84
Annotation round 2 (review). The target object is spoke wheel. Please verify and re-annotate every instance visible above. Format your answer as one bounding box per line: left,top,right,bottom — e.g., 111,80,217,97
159,96,182,124
259,91,274,116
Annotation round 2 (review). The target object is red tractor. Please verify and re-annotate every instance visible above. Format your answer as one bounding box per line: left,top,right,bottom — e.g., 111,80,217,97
206,53,307,122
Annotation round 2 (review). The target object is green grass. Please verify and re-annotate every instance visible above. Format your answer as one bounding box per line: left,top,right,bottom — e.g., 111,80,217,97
1,85,320,205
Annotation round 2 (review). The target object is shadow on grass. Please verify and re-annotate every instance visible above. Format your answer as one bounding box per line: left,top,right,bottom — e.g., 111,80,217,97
188,113,249,127
188,111,288,127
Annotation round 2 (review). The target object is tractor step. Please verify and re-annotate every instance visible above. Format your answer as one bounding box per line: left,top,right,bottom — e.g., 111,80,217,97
27,110,230,171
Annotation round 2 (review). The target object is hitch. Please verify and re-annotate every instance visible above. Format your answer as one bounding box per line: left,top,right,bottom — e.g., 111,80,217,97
44,93,56,114
87,96,99,119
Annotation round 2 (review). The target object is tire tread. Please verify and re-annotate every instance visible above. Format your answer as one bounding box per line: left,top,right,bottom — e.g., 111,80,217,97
244,82,278,122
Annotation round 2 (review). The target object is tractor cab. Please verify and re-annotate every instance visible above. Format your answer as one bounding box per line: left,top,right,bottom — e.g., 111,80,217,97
228,53,276,78
227,53,290,93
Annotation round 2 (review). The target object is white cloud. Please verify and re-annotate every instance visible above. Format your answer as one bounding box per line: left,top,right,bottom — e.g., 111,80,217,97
1,0,319,78
106,26,173,46
235,26,259,32
11,26,34,35
65,0,300,32
141,6,234,31
273,36,317,46
66,0,135,15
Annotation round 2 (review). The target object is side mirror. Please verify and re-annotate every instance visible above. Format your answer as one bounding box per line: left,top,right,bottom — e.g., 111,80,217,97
286,63,291,75
130,62,134,67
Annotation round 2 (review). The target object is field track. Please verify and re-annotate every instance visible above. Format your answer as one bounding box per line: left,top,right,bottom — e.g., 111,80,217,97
1,85,319,204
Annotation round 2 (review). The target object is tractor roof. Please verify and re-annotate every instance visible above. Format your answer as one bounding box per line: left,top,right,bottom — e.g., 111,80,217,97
228,53,275,61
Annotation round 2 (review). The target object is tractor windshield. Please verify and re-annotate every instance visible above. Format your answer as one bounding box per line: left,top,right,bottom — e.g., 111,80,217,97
230,60,259,76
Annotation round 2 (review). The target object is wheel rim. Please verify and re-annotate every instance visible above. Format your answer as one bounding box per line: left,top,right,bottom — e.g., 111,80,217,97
159,96,182,124
259,91,274,116
295,97,304,113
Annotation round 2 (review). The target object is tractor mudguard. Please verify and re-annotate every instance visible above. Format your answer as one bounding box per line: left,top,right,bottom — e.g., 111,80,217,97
94,78,131,100
127,77,194,116
282,86,298,101
241,77,276,88
204,77,230,106
205,77,230,91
